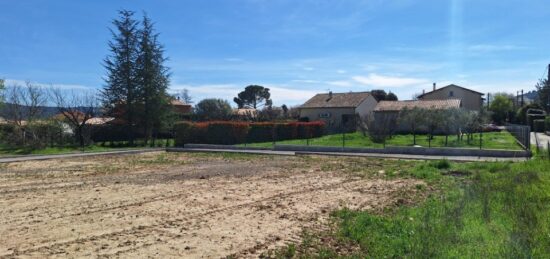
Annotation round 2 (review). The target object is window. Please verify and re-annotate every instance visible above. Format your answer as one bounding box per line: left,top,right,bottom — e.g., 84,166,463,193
319,112,331,118
449,91,454,97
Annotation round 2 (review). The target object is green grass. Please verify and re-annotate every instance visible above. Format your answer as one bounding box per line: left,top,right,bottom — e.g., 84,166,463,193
280,158,550,258
0,138,174,156
243,131,522,150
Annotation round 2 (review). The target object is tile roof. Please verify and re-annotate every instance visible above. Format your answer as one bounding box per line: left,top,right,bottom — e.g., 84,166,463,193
170,99,191,106
374,99,462,112
300,92,372,108
417,84,484,98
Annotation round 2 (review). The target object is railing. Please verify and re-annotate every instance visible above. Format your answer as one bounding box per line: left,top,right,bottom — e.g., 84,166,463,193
504,124,531,150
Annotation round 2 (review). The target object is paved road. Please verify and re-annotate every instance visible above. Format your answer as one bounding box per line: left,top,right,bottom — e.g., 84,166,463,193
0,148,164,163
168,148,528,162
532,132,550,149
0,147,528,164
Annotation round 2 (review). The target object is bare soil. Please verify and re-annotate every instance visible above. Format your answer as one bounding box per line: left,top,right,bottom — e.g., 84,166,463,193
0,152,422,258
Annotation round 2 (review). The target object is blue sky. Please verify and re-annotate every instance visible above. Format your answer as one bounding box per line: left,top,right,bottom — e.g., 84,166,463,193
1,0,549,106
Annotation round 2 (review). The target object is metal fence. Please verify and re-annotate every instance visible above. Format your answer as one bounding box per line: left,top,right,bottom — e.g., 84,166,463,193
504,124,531,150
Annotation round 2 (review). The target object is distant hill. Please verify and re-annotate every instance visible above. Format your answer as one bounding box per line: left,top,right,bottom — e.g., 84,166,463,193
0,103,100,120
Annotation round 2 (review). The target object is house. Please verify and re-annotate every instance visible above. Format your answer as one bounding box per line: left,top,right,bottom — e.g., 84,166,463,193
374,99,462,133
232,108,258,119
417,84,484,111
170,99,192,116
299,91,378,132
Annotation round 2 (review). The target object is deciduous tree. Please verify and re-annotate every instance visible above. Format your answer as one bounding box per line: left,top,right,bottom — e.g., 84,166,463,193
195,98,232,120
51,88,98,147
488,93,513,124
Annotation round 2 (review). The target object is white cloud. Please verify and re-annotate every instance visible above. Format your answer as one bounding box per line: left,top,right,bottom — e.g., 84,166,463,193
352,73,429,88
291,79,320,84
5,79,91,90
170,83,317,106
327,80,352,87
266,85,318,103
336,69,347,74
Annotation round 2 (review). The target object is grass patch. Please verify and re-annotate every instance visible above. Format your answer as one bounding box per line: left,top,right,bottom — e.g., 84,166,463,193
0,138,175,156
273,158,550,258
243,131,522,150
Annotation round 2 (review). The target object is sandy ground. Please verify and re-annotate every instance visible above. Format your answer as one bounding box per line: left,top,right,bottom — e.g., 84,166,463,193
0,152,422,258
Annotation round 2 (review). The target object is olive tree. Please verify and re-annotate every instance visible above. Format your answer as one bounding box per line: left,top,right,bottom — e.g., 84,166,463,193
398,107,426,145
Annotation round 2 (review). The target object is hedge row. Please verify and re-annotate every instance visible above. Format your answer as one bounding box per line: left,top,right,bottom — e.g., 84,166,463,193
534,119,545,133
90,124,173,142
174,121,325,146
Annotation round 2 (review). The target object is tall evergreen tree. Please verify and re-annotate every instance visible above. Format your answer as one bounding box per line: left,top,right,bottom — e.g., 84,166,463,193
102,10,140,145
136,13,170,144
535,78,550,112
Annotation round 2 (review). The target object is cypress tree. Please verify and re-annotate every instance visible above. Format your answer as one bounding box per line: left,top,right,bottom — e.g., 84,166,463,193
136,13,170,144
102,10,140,145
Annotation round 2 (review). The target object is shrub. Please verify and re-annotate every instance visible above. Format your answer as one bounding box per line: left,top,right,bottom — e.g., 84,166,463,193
0,121,68,149
527,114,545,130
174,121,195,146
545,117,550,133
206,121,248,145
173,121,326,145
248,122,275,143
91,124,134,142
533,119,545,133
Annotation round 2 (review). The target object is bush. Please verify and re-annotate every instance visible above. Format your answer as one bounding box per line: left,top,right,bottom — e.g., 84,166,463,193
91,124,134,142
528,115,546,130
173,121,325,146
0,121,68,149
205,121,249,145
174,121,195,146
248,122,275,143
533,119,546,133
545,117,550,133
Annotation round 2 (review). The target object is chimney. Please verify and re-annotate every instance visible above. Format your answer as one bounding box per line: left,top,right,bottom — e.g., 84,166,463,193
433,82,436,91
326,91,333,102
422,89,425,94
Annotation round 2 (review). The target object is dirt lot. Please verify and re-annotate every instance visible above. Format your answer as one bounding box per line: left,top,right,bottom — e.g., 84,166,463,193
0,152,423,258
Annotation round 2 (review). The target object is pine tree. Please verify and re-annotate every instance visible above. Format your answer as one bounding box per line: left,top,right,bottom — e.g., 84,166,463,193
102,10,140,145
136,13,171,144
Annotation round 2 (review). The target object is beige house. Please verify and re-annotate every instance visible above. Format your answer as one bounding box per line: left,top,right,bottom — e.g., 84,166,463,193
417,84,484,111
299,91,377,132
374,99,462,133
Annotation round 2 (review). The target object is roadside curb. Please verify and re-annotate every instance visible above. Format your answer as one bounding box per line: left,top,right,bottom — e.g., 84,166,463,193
0,148,164,163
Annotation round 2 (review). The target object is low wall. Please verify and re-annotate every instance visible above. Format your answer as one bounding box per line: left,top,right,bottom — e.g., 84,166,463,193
182,144,272,151
274,144,531,158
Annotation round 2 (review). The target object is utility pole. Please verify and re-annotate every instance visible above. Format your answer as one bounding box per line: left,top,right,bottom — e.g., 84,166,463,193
487,93,491,107
521,89,524,107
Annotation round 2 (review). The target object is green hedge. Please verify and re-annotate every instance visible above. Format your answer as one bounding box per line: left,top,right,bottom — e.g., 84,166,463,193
527,114,546,130
533,119,545,133
174,121,325,146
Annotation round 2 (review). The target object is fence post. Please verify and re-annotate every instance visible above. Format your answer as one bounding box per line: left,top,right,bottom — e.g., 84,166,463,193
342,130,345,149
272,125,276,148
479,129,483,150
